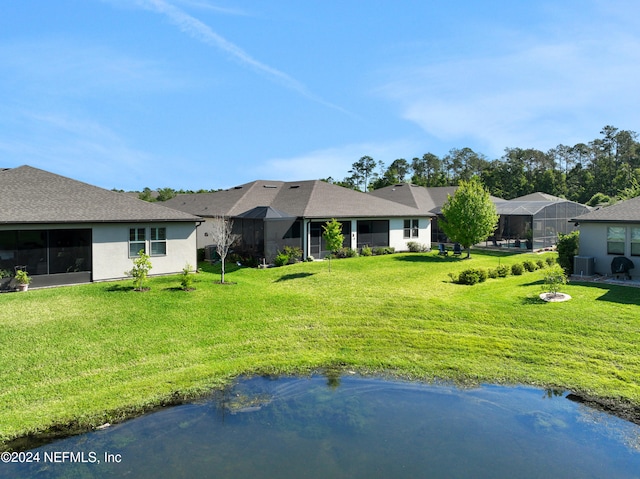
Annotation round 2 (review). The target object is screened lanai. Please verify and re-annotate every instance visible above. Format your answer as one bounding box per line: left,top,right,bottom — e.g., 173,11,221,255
493,199,591,250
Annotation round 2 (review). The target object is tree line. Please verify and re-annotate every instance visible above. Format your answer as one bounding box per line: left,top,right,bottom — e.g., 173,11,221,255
325,125,640,205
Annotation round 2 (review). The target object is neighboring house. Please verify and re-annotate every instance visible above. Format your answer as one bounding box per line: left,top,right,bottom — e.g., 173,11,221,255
370,184,589,249
163,179,433,261
0,166,201,287
571,195,640,279
369,184,508,244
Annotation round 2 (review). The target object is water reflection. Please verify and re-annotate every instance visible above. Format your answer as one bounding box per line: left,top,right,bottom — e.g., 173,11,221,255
3,375,639,478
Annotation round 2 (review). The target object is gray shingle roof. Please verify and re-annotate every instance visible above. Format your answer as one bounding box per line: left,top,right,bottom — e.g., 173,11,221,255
369,183,506,214
573,195,640,223
0,165,200,224
163,179,429,219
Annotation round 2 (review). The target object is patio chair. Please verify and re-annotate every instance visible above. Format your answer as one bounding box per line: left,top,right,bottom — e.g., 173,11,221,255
453,243,462,256
438,243,449,256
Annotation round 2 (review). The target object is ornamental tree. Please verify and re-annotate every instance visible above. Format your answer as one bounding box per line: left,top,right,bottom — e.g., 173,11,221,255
440,177,499,258
322,219,344,272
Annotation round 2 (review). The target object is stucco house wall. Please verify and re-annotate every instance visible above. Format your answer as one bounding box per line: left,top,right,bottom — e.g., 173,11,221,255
576,222,639,278
92,222,197,281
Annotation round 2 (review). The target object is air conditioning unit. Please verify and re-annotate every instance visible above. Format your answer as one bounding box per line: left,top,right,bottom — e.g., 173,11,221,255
574,256,595,276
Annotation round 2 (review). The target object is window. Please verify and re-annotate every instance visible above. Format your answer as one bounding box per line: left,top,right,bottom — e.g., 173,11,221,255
150,227,167,256
129,228,146,257
404,219,419,238
632,227,640,256
607,226,626,255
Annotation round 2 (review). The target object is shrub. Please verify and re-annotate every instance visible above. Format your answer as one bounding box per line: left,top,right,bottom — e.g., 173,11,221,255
487,268,499,279
557,230,579,274
283,246,303,262
306,255,315,262
407,241,428,253
125,250,152,291
274,252,289,267
511,263,524,275
496,264,510,278
545,256,556,267
542,264,568,296
335,247,358,258
373,246,394,255
523,260,538,272
360,245,373,256
458,268,488,285
536,259,546,270
180,263,195,290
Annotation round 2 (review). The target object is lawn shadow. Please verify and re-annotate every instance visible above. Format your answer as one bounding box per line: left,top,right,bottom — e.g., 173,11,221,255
571,281,640,305
394,253,465,264
275,272,315,282
104,284,133,292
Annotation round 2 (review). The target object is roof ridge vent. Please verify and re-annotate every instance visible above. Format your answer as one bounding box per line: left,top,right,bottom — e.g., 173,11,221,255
263,184,278,189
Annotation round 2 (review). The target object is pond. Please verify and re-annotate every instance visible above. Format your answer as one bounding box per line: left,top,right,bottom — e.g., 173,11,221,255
3,375,640,478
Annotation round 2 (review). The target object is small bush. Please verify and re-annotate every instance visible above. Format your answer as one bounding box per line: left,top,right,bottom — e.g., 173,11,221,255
360,246,373,256
335,247,358,258
373,246,395,255
274,252,289,267
458,268,488,285
306,255,315,262
545,256,556,267
407,241,428,253
125,250,152,291
542,264,568,296
496,264,510,278
487,268,499,279
511,263,524,275
536,259,546,270
523,260,538,272
283,246,303,262
180,263,195,290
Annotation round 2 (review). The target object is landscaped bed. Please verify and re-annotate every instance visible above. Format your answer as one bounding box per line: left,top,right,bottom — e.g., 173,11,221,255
1,250,638,449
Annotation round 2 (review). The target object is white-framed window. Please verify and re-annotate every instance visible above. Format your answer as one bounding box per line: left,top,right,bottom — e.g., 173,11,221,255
631,227,640,256
129,228,146,257
607,226,626,255
150,227,167,256
404,219,419,239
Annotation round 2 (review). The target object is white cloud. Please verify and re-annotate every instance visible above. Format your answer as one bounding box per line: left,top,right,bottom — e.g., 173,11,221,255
377,5,640,156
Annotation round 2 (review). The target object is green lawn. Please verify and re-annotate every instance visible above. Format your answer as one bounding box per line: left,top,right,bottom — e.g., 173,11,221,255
1,250,639,446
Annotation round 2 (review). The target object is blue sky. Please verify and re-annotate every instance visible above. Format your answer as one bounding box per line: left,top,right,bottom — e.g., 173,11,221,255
2,1,639,191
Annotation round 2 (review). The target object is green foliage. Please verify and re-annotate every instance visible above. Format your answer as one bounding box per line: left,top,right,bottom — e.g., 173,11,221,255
536,259,546,270
283,246,303,262
542,264,568,296
522,260,538,272
0,269,12,279
457,268,488,285
14,269,31,284
335,247,358,258
322,219,344,253
495,264,510,278
180,264,195,291
545,256,556,267
487,268,499,279
557,230,580,274
587,192,612,207
274,252,290,267
511,263,524,275
440,177,499,258
360,245,373,256
407,241,428,252
125,250,153,291
373,246,395,255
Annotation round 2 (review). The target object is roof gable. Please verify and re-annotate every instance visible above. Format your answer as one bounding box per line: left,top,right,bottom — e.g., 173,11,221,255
0,166,200,224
